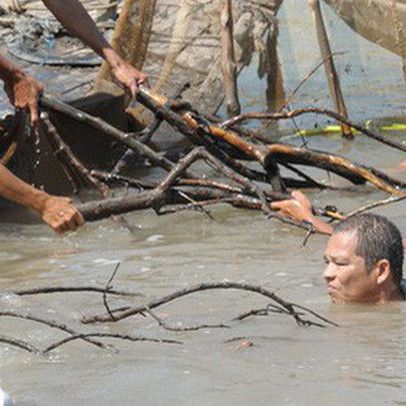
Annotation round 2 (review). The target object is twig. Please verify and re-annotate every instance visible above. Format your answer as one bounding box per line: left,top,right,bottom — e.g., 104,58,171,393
156,198,232,215
14,286,141,297
103,262,121,321
302,228,314,247
234,303,291,320
345,195,406,218
174,190,214,220
0,311,107,350
280,51,346,111
91,170,245,194
291,304,340,327
41,115,109,196
43,333,182,353
144,307,229,331
268,212,320,235
0,334,40,354
224,336,250,344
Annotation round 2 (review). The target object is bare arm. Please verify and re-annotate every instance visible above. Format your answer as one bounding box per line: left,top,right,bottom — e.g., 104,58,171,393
0,56,83,232
41,0,112,60
1,1,148,125
0,163,84,233
271,191,333,235
271,192,406,250
41,0,148,95
0,54,42,126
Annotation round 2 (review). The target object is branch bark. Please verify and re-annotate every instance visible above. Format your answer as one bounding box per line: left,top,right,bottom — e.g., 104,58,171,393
82,281,338,327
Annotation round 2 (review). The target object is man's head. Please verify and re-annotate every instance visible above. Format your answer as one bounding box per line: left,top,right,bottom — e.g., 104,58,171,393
323,213,404,304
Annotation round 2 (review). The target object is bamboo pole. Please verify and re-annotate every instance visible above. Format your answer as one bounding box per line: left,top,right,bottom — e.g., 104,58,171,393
220,0,241,117
307,0,353,139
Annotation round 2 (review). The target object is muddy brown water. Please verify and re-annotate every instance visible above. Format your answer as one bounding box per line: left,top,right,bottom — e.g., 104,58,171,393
2,1,406,405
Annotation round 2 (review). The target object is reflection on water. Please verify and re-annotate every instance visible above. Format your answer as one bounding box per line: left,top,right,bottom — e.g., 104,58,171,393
2,0,406,404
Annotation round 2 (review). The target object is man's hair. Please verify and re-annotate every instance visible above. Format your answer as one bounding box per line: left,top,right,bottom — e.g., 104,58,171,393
334,213,403,286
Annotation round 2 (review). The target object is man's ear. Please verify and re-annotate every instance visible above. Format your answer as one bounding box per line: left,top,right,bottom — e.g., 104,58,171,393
374,259,391,285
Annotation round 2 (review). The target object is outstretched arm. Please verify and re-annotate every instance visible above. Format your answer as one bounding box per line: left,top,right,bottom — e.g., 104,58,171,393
0,163,84,233
271,191,406,249
42,0,148,95
270,191,334,235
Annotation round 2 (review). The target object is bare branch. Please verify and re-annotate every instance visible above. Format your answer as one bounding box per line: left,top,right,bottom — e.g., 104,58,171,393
220,108,406,154
0,311,107,350
82,281,337,327
0,334,40,354
103,262,121,321
14,286,141,297
43,333,182,353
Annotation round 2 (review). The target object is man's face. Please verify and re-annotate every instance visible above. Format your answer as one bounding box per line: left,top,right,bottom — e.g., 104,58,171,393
323,231,379,304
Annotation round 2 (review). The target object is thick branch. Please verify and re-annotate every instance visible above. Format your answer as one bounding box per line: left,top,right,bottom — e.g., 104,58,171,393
77,147,275,221
40,94,180,174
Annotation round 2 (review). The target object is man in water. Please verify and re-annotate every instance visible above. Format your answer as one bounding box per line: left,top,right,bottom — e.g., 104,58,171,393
271,192,405,304
0,0,148,233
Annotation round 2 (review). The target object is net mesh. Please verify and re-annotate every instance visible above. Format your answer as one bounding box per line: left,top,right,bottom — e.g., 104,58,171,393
1,0,406,133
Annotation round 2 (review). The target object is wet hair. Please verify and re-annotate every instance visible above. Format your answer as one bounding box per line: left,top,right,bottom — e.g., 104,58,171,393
334,213,404,286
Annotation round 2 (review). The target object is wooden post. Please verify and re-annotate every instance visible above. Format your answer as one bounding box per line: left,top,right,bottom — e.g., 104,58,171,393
308,0,353,138
220,0,241,117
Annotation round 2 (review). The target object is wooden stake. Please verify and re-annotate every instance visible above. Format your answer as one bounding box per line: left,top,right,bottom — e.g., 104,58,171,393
308,0,353,139
220,0,241,117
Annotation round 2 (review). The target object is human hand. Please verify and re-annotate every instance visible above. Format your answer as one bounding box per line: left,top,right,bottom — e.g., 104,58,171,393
3,72,43,127
110,60,148,97
270,190,314,223
39,196,85,234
